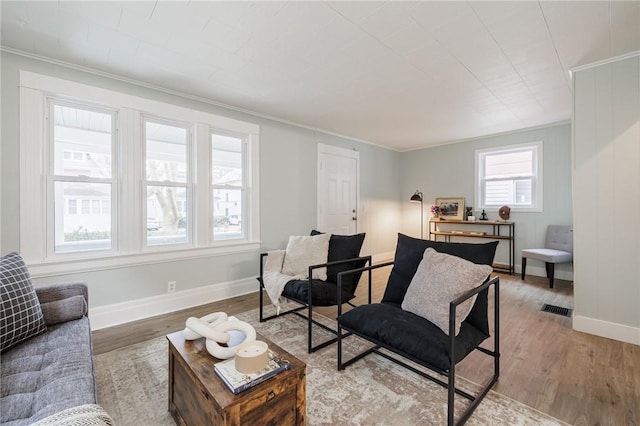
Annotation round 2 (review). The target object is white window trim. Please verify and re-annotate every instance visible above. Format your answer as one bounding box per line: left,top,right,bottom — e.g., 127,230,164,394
475,141,543,213
19,71,260,277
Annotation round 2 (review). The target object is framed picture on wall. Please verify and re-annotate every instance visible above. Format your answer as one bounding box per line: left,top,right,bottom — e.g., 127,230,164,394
435,197,465,221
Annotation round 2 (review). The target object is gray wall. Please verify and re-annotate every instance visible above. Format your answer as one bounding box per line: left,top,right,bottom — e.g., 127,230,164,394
573,54,640,340
1,51,401,308
399,123,574,278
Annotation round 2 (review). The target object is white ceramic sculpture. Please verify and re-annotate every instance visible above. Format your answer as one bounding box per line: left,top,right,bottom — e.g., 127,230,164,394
182,312,257,359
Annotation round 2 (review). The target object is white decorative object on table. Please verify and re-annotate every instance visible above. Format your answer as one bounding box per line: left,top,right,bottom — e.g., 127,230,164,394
182,312,257,359
234,340,269,374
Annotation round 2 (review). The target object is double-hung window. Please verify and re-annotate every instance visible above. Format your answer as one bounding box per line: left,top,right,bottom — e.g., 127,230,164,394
49,101,115,253
144,118,191,247
19,71,260,275
475,142,543,212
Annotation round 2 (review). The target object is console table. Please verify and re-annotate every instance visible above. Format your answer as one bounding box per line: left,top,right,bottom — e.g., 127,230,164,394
429,219,515,274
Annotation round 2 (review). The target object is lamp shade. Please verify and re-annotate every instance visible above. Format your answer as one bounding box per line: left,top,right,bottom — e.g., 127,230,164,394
410,191,423,203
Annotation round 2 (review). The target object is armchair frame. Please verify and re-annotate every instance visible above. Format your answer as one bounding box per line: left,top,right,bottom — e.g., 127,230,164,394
258,252,372,353
336,261,500,426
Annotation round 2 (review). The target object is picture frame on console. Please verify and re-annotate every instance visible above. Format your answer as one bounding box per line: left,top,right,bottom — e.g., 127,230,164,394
434,197,465,221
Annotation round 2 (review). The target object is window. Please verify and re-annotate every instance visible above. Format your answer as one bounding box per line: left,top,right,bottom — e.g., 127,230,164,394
19,71,260,274
50,102,114,253
212,132,245,241
144,119,190,247
475,142,543,212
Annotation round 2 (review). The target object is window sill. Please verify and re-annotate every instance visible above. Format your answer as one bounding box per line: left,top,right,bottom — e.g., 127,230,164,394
27,241,261,278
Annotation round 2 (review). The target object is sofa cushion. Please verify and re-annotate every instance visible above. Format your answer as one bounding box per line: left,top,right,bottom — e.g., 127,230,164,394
401,248,492,336
1,252,47,352
382,234,498,305
282,279,356,306
282,234,331,280
311,230,366,293
0,317,97,424
338,303,490,371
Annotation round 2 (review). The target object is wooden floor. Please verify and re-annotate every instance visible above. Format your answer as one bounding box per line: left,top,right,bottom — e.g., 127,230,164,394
93,268,640,425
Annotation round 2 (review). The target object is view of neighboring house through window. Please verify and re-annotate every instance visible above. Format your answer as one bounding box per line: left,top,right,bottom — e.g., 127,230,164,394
476,141,543,212
212,132,245,240
144,119,190,246
51,102,114,253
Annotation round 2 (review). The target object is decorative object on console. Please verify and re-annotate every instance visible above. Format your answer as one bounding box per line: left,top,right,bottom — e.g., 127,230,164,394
430,204,440,220
410,190,424,238
465,206,473,220
183,312,256,359
479,209,489,220
499,205,511,221
434,197,465,221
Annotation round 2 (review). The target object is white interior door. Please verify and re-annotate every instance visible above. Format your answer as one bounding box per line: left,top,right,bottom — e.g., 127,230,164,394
317,144,359,234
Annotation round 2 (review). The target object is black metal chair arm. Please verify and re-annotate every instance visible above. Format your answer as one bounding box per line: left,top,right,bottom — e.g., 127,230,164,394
308,255,373,275
336,260,394,313
450,275,499,307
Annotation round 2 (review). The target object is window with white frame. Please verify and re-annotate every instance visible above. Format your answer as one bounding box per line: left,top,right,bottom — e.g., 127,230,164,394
212,132,246,241
50,101,115,253
144,118,190,247
19,71,260,273
475,142,543,212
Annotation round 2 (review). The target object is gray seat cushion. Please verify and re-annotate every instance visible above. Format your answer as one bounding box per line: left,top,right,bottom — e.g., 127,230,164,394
521,248,573,263
0,317,97,425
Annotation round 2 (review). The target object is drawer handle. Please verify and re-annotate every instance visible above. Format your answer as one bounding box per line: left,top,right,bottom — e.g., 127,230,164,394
267,390,276,401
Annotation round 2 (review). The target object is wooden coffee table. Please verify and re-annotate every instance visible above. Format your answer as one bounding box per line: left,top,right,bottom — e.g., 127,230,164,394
167,330,306,426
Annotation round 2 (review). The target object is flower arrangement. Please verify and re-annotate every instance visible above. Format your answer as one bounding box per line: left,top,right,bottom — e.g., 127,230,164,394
430,205,440,218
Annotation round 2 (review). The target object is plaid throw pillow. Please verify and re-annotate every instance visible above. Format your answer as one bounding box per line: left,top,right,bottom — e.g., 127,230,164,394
1,252,47,351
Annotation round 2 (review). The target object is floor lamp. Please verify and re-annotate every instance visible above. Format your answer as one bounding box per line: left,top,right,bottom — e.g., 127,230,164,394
410,190,424,239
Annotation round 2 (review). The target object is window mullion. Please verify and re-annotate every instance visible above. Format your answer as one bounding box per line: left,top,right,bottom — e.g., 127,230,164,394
118,109,141,254
194,123,210,246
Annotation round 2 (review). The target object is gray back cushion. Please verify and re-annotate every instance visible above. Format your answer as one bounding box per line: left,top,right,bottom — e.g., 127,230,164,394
546,225,573,252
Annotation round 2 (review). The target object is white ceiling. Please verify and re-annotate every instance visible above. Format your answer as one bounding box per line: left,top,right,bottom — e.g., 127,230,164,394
1,1,639,151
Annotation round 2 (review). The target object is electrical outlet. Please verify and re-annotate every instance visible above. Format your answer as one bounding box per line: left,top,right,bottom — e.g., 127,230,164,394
167,281,176,293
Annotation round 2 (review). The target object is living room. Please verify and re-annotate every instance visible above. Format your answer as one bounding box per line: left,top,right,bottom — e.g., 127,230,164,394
1,1,639,425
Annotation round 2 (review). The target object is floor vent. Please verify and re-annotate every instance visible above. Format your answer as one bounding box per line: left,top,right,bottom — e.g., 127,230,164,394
541,304,572,317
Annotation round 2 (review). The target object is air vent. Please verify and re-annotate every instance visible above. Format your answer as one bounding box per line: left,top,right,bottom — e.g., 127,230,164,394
541,304,572,317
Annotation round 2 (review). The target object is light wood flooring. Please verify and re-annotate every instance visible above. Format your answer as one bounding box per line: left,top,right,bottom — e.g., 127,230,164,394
92,268,640,425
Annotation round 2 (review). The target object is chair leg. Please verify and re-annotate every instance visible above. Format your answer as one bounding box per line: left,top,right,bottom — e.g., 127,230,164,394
521,257,526,280
546,263,555,288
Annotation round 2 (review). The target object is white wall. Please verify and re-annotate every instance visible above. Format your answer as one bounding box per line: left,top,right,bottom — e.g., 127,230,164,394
1,51,402,328
399,123,574,280
572,54,640,345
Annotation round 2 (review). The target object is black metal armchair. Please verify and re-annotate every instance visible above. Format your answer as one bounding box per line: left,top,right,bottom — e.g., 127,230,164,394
336,234,500,426
258,231,371,353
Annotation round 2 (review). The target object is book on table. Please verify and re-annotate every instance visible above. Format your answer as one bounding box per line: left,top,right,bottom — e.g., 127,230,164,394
214,349,291,394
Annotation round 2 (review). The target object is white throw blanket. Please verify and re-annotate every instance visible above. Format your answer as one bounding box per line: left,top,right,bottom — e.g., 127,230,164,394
262,250,305,315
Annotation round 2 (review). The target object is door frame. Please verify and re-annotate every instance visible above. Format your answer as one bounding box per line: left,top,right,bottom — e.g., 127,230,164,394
317,143,360,233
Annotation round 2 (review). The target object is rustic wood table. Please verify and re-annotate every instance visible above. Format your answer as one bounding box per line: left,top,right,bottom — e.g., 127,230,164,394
167,330,306,426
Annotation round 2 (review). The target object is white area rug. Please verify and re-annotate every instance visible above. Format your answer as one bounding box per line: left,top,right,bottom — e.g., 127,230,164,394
94,308,567,425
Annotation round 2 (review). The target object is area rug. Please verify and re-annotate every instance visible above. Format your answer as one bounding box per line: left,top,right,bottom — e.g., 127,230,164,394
94,308,566,425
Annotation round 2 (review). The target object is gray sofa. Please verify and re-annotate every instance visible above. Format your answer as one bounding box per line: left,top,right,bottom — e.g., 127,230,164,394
1,252,111,425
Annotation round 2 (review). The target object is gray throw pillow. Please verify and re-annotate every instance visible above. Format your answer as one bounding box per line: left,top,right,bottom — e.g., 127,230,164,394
401,248,492,336
1,252,47,351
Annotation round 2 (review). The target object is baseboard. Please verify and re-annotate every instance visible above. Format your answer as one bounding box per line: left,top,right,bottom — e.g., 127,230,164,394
372,251,394,264
573,315,640,345
518,264,573,282
89,277,257,330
